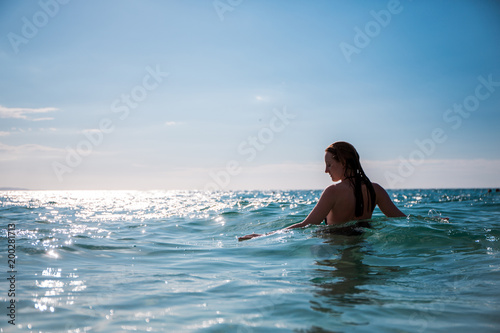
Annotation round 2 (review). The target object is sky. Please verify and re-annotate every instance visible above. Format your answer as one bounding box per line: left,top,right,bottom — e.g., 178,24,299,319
0,0,499,190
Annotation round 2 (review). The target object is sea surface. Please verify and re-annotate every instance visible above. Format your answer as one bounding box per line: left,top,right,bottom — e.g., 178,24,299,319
1,189,499,332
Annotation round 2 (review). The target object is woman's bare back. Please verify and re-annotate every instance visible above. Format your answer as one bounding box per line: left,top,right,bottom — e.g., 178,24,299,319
324,181,374,225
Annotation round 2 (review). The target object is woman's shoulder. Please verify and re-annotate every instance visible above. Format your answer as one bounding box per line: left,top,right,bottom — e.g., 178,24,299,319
324,182,386,198
371,182,386,196
371,182,395,205
371,182,387,195
324,182,353,196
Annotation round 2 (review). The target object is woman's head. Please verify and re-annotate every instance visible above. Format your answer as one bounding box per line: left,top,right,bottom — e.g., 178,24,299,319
324,141,361,180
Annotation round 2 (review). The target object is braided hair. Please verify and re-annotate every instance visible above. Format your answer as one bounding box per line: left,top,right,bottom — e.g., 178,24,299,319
325,142,376,217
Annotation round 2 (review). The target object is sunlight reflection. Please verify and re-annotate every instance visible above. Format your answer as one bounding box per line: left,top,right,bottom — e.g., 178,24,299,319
46,250,59,259
42,268,61,277
33,267,88,315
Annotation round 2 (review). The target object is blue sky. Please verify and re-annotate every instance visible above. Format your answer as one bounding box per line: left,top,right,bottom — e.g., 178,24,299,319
0,0,499,190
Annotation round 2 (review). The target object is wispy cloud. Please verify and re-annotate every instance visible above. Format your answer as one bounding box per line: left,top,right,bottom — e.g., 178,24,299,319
0,142,64,161
165,121,182,126
0,131,10,136
0,105,59,121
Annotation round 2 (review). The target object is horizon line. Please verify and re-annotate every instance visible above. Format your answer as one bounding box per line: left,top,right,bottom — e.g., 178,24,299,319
1,187,499,192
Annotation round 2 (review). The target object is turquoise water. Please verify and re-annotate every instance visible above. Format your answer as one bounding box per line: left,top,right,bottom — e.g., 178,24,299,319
1,189,499,332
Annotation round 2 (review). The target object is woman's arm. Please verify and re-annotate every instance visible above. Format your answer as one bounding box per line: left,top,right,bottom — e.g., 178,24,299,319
238,186,336,241
373,183,406,217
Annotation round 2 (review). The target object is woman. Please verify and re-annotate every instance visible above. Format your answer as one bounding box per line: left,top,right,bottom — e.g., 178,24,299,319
239,141,406,241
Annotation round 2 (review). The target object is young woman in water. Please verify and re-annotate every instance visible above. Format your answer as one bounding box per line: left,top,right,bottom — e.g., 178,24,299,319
239,141,406,241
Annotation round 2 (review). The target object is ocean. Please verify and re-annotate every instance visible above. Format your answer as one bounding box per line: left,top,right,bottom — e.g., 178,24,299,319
1,189,499,332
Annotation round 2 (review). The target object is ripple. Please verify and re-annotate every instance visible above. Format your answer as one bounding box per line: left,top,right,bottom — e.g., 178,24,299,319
74,243,132,251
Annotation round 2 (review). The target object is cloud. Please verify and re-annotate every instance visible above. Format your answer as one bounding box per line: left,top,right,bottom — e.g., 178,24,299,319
32,117,55,121
0,142,64,161
40,128,58,132
165,121,182,126
0,105,59,121
0,131,10,136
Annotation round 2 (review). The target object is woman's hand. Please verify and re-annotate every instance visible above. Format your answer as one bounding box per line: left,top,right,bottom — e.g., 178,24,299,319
238,233,263,241
238,221,308,241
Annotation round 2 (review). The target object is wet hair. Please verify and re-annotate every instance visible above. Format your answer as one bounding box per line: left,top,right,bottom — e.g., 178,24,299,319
325,141,376,217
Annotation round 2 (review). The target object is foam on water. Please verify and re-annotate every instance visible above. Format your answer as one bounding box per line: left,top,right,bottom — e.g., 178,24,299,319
1,189,499,332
